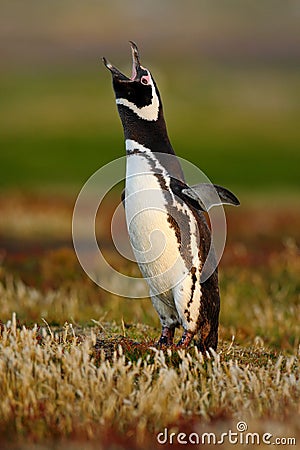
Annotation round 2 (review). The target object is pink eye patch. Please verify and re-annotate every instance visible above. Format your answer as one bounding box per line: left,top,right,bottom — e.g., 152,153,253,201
141,74,151,85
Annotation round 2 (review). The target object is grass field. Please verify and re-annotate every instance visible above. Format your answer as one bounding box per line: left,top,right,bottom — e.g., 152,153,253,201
0,194,299,449
1,64,300,192
1,3,300,446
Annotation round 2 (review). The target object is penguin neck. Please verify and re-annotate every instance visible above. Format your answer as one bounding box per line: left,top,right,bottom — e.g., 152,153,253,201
118,106,175,155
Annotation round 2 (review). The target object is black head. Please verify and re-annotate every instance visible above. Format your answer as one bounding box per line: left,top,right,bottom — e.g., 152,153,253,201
103,42,162,122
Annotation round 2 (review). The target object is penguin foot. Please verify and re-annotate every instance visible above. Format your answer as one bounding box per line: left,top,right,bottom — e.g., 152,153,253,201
176,330,194,348
156,326,175,346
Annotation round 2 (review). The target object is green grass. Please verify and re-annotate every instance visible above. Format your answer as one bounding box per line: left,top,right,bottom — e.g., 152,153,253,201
1,132,299,193
1,65,300,193
0,61,299,448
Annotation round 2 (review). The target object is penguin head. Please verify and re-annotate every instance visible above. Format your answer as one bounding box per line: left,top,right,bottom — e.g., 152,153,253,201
103,42,161,122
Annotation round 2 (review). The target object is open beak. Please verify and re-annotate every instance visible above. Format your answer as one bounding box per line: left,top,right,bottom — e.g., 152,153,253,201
102,41,142,81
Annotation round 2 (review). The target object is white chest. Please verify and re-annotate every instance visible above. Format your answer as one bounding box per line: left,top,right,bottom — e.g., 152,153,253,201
124,140,200,297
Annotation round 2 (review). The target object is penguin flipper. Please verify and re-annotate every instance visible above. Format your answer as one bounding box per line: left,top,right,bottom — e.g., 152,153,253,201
170,178,205,211
182,183,240,211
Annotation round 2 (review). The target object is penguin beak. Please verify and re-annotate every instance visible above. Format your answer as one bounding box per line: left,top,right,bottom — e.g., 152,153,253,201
102,56,130,81
102,41,142,82
129,41,142,81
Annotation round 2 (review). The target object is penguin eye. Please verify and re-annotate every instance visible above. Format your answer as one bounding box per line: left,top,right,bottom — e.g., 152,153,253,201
141,76,149,85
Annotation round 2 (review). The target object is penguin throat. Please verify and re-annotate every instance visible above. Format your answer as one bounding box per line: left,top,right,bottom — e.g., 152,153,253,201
116,78,160,121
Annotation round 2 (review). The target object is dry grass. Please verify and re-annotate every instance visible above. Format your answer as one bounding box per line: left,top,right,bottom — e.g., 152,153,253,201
0,197,299,449
0,313,299,450
0,248,299,449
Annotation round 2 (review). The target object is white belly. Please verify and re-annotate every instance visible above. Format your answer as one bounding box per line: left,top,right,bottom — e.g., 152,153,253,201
125,140,200,297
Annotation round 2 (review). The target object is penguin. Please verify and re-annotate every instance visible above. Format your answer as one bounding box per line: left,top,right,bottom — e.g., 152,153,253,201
103,42,239,351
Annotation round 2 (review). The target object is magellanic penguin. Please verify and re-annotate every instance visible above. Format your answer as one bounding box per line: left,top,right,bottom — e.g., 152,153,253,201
103,42,239,351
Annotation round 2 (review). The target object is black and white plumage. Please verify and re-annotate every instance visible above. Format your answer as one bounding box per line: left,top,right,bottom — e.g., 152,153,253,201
103,42,239,350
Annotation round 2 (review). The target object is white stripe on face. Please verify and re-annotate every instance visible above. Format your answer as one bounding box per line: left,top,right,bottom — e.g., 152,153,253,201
116,72,160,121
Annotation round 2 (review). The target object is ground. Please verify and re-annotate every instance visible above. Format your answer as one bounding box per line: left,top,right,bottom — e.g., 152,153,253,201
0,193,299,449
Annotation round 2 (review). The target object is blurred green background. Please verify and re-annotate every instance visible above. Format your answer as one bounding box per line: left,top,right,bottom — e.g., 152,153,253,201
1,0,299,196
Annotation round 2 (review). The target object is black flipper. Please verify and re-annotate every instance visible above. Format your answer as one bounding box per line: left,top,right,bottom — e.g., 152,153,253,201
182,183,240,211
170,178,240,212
169,178,204,211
